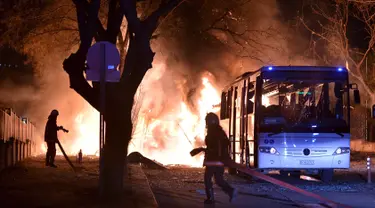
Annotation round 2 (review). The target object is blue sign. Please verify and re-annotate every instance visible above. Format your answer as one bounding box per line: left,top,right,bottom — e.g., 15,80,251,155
86,41,121,82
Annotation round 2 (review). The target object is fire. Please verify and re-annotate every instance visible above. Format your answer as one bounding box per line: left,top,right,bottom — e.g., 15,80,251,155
262,95,270,107
58,62,222,167
40,106,100,157
71,108,100,156
128,75,221,167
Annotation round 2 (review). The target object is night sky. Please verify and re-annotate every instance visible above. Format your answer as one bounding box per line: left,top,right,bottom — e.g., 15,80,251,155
276,0,368,50
0,0,371,80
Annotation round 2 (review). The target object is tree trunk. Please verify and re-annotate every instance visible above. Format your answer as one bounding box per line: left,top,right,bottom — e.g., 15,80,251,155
101,98,132,199
119,43,126,75
64,0,184,201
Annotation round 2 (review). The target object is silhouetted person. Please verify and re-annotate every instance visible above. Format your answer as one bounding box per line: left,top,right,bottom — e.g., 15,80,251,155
78,149,83,164
44,109,67,168
203,113,237,204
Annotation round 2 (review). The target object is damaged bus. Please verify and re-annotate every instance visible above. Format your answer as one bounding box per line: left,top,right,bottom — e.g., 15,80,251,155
220,66,360,182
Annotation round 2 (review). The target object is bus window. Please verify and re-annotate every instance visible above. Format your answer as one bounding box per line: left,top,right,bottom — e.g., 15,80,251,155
227,89,233,119
247,90,255,114
260,79,349,133
247,82,255,114
220,92,227,119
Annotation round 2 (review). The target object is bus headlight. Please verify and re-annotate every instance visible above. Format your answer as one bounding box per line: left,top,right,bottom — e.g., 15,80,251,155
332,147,350,155
259,146,279,155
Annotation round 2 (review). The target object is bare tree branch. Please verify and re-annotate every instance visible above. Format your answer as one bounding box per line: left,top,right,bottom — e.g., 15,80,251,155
119,0,184,97
107,0,124,43
300,0,375,104
120,0,140,35
63,0,103,111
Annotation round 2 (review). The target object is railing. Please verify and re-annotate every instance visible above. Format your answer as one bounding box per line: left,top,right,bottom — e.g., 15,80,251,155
0,108,37,171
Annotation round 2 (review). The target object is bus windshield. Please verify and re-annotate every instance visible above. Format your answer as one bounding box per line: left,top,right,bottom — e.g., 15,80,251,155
259,79,350,134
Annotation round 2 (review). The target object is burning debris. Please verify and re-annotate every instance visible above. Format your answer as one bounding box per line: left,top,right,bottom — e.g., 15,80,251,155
127,152,167,170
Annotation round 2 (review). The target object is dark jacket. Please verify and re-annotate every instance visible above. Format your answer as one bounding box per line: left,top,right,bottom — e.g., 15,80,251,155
204,125,230,163
44,115,60,142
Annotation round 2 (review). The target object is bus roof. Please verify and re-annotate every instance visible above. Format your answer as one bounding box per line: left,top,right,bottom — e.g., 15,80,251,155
223,66,347,91
260,66,347,72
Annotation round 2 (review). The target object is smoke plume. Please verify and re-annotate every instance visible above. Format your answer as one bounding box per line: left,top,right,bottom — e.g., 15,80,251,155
130,0,317,164
1,0,317,163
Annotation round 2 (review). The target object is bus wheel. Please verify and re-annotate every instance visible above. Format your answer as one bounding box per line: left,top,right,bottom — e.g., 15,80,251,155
320,169,334,183
228,168,237,175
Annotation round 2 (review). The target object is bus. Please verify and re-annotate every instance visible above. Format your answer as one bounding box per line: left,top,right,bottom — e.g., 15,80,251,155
219,66,360,182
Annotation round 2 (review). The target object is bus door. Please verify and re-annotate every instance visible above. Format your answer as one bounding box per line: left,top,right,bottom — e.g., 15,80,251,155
233,86,241,164
229,85,245,164
239,79,255,167
240,81,246,165
226,87,234,162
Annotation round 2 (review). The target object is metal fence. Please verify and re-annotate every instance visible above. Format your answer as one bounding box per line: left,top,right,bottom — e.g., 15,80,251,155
0,108,37,171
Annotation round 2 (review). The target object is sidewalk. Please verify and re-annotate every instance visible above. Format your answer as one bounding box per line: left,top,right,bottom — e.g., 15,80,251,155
0,156,158,208
128,163,158,207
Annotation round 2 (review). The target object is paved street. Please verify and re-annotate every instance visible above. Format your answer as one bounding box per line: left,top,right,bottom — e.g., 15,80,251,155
1,155,374,208
144,159,375,208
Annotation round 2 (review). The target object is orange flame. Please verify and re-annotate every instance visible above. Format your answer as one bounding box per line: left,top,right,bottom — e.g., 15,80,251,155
262,95,270,107
55,63,221,167
128,75,221,167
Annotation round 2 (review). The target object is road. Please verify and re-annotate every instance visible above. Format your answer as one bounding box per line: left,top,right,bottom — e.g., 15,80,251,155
143,159,375,208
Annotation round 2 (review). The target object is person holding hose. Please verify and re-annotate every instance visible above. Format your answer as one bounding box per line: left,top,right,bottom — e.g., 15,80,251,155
192,112,238,204
44,109,68,168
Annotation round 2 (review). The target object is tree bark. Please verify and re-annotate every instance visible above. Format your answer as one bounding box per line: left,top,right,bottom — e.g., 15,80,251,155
65,0,185,200
101,84,133,198
102,108,132,198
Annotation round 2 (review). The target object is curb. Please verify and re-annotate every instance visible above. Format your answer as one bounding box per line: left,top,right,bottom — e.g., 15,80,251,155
141,164,159,207
129,164,159,208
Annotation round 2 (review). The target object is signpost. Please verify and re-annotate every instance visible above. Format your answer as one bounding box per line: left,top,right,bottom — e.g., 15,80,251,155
86,41,121,196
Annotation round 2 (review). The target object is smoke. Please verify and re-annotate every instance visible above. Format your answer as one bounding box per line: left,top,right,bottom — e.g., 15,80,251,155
0,27,89,155
158,0,315,87
0,0,97,156
0,0,317,163
7,48,89,155
151,0,316,110
130,0,317,163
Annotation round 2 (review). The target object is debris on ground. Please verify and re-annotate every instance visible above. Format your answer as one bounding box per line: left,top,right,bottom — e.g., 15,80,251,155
127,152,167,170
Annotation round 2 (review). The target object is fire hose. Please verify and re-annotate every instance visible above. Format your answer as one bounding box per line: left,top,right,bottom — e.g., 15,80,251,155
56,127,77,172
190,147,350,208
